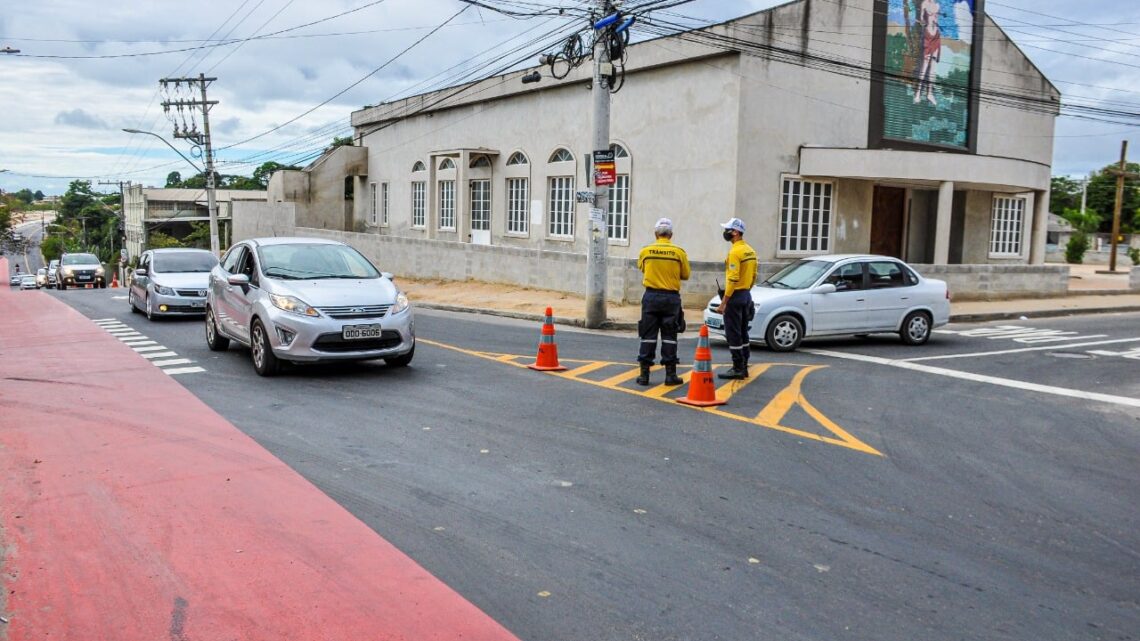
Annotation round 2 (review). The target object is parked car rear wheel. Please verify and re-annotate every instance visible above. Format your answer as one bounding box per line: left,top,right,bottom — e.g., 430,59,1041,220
250,319,280,376
765,314,803,352
900,311,933,346
205,308,230,352
129,290,141,314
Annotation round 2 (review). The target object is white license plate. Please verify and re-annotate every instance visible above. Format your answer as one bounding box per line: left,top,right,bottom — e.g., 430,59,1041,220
343,324,382,340
191,301,205,308
706,317,723,329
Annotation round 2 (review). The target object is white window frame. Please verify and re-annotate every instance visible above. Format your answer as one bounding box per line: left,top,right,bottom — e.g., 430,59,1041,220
989,195,1026,258
470,179,491,232
380,182,389,227
607,174,630,243
547,175,575,239
368,181,378,225
411,181,426,228
506,177,529,236
439,180,456,231
778,175,834,256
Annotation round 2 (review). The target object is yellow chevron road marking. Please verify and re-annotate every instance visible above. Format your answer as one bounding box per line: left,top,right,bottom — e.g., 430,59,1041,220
418,338,880,456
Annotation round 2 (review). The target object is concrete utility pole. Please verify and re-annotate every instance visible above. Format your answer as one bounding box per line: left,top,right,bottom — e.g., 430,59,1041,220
161,74,221,255
585,0,615,329
1106,140,1139,273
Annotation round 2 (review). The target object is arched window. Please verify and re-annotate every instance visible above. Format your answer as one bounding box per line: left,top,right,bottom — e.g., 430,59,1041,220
412,161,426,172
439,158,456,170
548,148,574,163
506,151,529,166
470,155,492,169
610,143,629,159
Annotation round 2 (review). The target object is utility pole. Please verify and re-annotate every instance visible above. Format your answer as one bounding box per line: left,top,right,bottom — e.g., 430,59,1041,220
1105,140,1139,273
586,0,616,329
161,73,221,255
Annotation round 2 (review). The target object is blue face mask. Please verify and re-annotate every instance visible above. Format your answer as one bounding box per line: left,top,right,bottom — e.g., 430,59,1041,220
723,230,735,242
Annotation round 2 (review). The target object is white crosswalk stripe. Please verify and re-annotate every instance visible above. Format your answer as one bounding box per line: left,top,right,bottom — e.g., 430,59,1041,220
95,320,205,376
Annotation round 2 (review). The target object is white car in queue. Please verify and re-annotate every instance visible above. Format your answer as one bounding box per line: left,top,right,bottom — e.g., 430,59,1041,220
702,254,950,352
205,237,414,376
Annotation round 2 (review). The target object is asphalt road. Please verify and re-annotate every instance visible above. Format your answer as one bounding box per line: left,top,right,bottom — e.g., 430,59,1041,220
35,288,1140,641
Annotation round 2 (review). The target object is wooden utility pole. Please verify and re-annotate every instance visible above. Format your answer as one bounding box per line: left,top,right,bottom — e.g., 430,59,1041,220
1106,140,1140,272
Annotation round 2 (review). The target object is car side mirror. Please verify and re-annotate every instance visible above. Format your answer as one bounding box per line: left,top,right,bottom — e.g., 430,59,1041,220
381,271,394,280
227,273,251,288
135,268,147,277
813,283,837,295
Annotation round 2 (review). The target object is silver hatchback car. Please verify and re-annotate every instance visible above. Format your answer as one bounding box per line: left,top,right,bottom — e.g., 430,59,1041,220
205,237,414,376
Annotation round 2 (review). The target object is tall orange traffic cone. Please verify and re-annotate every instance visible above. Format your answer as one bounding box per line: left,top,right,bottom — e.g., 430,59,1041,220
677,324,726,407
110,271,119,288
527,306,568,371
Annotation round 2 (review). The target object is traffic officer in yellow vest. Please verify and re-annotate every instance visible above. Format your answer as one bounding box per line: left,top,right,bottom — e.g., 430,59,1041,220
636,217,691,386
714,217,757,380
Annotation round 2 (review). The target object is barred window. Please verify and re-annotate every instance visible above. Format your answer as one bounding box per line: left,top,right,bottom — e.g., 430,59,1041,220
548,176,575,237
608,174,630,241
549,148,574,163
439,180,456,230
439,158,456,170
369,182,378,225
990,196,1026,257
411,181,426,228
470,155,492,169
779,177,833,254
470,179,490,231
412,161,426,172
507,152,529,166
507,177,529,235
380,182,389,226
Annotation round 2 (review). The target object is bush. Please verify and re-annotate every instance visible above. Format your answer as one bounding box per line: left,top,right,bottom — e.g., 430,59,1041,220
1129,246,1140,266
1065,232,1089,264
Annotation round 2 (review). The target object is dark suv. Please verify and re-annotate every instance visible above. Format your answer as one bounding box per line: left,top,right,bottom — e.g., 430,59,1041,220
57,252,107,289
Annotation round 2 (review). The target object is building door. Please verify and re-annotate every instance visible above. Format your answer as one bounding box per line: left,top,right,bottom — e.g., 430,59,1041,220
871,186,906,258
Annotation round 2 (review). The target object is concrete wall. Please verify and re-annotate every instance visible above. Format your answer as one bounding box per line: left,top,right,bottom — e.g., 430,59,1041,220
912,263,1068,300
1132,266,1140,290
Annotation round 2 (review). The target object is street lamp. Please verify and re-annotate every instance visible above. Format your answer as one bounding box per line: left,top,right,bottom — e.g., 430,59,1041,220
122,128,219,255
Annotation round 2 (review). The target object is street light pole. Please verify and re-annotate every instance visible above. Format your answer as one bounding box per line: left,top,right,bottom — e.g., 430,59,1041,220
122,128,219,255
586,0,615,329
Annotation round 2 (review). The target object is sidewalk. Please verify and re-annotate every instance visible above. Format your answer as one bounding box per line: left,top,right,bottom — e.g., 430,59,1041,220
399,263,1140,329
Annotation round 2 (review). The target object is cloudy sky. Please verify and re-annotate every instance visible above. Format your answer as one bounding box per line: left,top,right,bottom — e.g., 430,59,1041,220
1,0,1136,196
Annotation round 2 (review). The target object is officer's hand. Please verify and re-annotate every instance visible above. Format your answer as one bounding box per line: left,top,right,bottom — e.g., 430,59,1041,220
715,302,725,315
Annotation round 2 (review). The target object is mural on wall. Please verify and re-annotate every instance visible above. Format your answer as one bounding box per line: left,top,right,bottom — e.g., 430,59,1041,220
881,0,978,149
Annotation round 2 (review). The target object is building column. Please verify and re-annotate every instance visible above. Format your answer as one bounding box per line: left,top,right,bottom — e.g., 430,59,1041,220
458,150,470,243
933,181,954,265
1028,189,1049,265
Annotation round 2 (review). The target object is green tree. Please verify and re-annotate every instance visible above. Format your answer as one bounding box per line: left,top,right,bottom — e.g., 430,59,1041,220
331,135,353,148
146,231,184,249
1061,207,1102,264
1049,176,1083,216
34,190,45,201
182,222,211,249
252,161,297,188
13,189,35,205
1085,161,1140,233
165,171,183,188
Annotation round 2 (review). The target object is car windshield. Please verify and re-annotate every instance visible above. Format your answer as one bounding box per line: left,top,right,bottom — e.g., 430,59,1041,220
761,259,831,290
61,253,99,265
257,243,381,280
153,252,218,273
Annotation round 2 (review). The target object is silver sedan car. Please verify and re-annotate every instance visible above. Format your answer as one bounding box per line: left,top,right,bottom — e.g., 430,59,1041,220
205,237,414,376
129,248,218,320
703,254,950,352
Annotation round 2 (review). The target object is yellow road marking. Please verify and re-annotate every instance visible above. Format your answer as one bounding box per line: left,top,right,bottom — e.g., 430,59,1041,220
417,338,880,456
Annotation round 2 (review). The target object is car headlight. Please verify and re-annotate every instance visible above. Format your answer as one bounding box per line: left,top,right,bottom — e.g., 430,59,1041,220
63,267,74,276
96,266,105,275
153,284,176,296
270,293,320,317
391,291,410,314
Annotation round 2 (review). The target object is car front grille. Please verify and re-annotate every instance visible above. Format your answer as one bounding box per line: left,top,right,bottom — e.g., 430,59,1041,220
316,304,392,319
176,289,208,297
311,330,403,353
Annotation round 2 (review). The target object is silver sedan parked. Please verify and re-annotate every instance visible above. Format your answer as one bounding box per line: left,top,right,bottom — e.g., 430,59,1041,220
205,237,415,376
703,254,950,352
129,248,219,320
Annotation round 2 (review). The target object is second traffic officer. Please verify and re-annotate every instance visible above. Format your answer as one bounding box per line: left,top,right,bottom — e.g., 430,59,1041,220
636,217,691,386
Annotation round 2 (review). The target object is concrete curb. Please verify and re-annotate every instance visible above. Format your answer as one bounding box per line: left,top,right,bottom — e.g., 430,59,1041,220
419,301,1140,331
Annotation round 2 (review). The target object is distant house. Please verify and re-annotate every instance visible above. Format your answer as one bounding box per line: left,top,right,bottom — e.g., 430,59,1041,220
123,186,267,258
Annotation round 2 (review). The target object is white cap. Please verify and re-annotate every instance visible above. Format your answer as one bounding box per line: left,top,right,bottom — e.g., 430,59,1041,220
654,217,673,232
720,217,746,233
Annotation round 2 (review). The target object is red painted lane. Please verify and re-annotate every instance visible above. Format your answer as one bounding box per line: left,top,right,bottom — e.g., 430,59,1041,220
0,266,522,641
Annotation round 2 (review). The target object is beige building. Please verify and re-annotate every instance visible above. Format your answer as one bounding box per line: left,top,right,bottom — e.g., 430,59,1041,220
124,186,267,259
239,0,1065,301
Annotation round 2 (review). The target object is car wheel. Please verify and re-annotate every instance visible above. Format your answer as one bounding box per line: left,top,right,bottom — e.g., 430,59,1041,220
900,311,933,346
765,314,803,352
250,319,280,376
205,308,230,352
145,295,155,321
129,290,141,314
384,344,415,367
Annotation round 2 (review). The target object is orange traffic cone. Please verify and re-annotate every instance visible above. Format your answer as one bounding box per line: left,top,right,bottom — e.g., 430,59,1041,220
676,324,726,407
110,272,119,288
527,306,568,371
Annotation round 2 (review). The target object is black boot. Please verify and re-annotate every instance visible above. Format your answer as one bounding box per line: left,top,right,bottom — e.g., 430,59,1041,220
718,359,746,380
636,364,651,386
664,363,683,386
